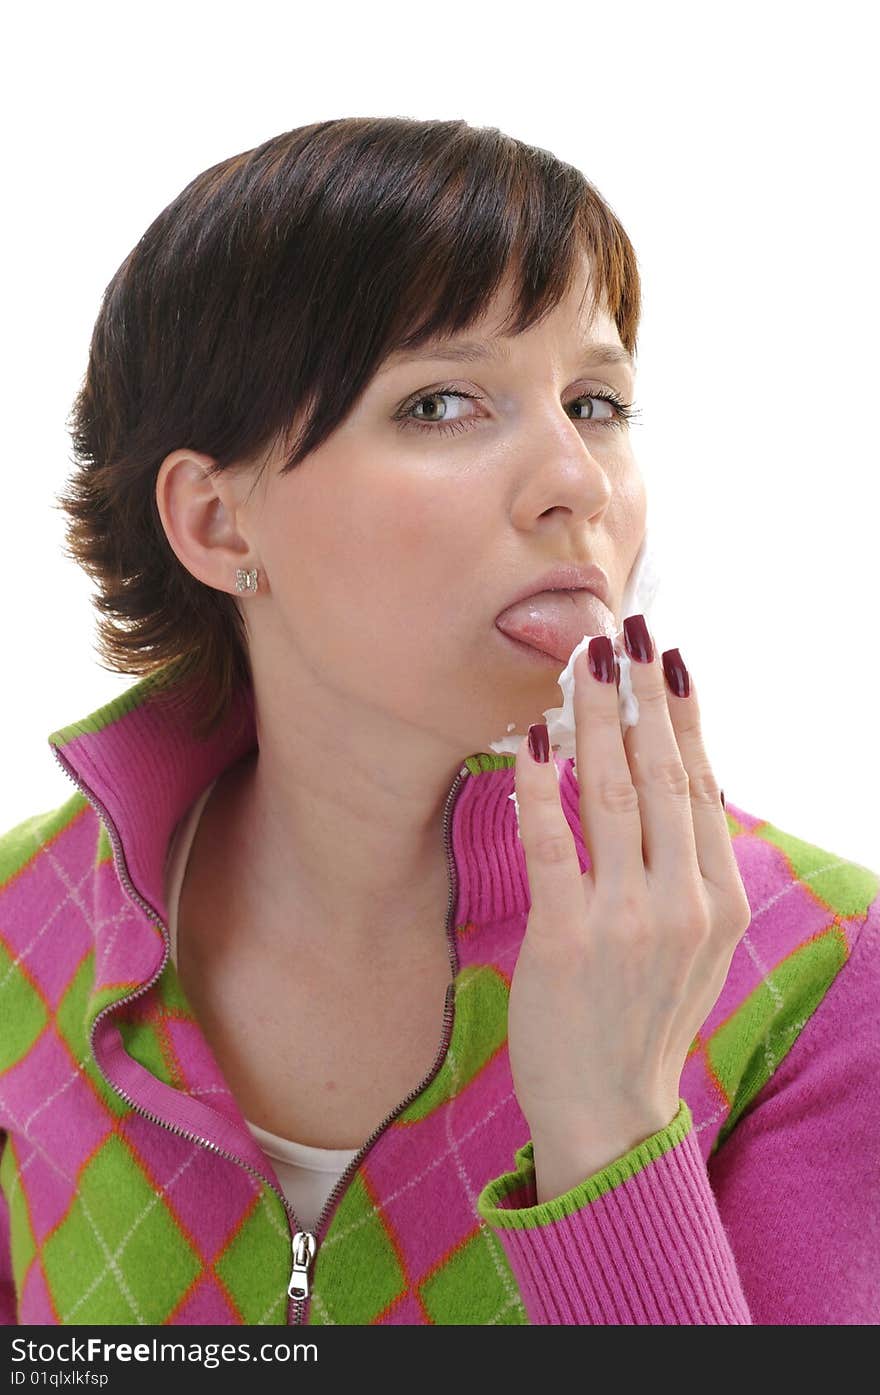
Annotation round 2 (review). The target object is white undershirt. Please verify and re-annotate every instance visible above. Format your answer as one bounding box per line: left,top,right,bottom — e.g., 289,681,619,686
163,778,359,1234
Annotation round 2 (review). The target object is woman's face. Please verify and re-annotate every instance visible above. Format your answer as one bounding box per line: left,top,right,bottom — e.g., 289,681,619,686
237,257,647,756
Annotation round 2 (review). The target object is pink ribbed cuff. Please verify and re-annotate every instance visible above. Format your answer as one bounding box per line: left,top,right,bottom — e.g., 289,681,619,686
476,1100,751,1324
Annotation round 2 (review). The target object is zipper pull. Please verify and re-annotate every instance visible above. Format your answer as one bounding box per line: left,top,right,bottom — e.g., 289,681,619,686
288,1231,317,1300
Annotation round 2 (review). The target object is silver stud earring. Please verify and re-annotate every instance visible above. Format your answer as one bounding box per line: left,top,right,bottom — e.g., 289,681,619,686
235,567,259,594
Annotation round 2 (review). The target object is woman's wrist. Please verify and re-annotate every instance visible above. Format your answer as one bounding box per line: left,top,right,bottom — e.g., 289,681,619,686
530,1107,677,1204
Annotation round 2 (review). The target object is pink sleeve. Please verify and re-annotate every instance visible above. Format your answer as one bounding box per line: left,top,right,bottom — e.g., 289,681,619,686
476,903,880,1325
476,1098,752,1323
707,899,880,1324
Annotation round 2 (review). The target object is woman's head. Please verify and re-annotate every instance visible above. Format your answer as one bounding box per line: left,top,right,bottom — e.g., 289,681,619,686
58,115,645,750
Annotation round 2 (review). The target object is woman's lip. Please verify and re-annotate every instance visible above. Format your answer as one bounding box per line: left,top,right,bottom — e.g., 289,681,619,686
497,565,611,614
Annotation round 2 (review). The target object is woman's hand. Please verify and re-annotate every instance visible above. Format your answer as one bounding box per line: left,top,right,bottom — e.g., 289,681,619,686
509,614,752,1191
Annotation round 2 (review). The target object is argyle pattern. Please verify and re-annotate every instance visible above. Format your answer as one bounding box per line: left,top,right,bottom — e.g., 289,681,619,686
1,668,878,1325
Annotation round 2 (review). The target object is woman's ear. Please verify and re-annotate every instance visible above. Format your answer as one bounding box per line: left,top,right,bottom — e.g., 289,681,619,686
155,448,258,595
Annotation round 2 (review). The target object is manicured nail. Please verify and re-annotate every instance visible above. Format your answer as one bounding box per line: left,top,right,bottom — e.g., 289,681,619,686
528,722,550,763
623,614,654,663
588,635,615,682
720,788,726,810
662,648,690,698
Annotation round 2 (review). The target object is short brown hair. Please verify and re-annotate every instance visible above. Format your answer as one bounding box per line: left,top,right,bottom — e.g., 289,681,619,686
57,115,642,742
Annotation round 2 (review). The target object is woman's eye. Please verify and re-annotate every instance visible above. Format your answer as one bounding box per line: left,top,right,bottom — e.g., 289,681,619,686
395,387,635,438
394,389,480,436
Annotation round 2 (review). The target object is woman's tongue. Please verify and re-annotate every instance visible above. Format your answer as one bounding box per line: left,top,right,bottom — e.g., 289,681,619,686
495,589,615,663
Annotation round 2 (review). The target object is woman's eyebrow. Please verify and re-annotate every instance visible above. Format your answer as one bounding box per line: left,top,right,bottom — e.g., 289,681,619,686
377,338,635,375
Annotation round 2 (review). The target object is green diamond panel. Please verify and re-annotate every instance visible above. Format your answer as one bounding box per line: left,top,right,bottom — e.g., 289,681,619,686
402,964,509,1122
214,1188,291,1325
56,954,130,1120
41,1133,201,1323
311,1173,405,1324
420,1226,527,1324
710,925,847,1146
0,940,49,1072
1,1133,37,1302
117,1016,173,1085
756,823,879,916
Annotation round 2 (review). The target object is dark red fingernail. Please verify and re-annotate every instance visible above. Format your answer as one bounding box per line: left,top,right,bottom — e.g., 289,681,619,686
528,722,550,763
588,635,615,682
623,614,653,663
720,789,726,809
662,648,690,698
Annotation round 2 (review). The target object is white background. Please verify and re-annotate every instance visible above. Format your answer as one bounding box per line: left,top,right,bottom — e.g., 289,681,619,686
3,0,878,870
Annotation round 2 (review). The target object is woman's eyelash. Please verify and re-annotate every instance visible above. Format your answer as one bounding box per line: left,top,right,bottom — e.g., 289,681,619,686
394,385,642,437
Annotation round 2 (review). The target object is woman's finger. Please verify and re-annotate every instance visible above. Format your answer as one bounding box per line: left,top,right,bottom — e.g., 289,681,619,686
614,620,703,898
514,725,588,950
571,633,647,896
659,656,752,919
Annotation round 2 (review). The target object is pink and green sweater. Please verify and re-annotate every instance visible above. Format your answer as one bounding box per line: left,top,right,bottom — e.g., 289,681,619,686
1,667,878,1325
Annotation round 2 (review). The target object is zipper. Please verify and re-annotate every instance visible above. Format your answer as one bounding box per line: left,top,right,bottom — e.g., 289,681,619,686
279,756,468,1322
50,739,469,1325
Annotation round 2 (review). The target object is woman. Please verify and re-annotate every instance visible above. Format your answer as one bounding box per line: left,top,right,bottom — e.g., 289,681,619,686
1,116,877,1327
